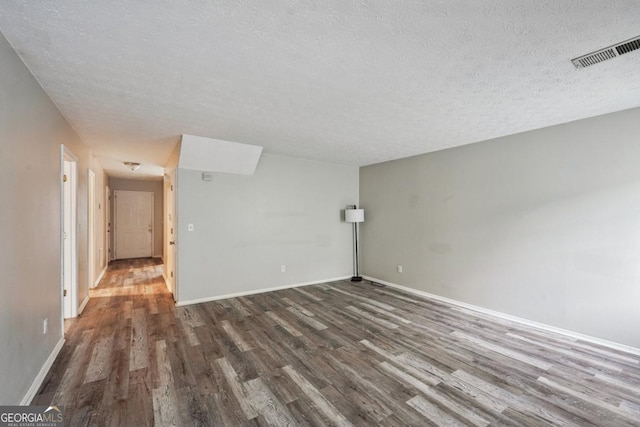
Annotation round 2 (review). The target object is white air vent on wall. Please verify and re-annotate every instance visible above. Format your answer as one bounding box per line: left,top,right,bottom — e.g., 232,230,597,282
572,36,640,68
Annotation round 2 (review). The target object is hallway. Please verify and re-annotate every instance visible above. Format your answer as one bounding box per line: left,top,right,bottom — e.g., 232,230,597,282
33,258,173,425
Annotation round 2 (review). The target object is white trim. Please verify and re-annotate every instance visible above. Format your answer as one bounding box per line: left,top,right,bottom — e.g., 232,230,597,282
61,145,78,323
20,337,65,405
87,169,96,289
78,294,90,315
164,167,178,300
362,275,640,357
94,265,108,288
176,276,351,307
105,185,111,267
173,169,178,302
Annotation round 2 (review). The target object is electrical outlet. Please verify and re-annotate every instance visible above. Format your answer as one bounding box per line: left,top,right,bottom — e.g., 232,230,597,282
281,265,286,273
188,223,194,231
43,318,48,335
397,265,403,273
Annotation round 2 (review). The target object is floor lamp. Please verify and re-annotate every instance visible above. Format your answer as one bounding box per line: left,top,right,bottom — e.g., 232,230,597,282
345,206,364,282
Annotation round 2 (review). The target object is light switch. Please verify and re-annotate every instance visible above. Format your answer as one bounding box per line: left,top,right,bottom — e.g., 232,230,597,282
188,223,194,231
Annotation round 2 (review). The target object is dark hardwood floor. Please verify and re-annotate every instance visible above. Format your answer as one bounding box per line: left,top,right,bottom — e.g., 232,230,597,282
34,258,640,426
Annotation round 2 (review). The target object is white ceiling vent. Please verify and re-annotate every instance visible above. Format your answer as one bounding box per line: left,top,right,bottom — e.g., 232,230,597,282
572,36,640,68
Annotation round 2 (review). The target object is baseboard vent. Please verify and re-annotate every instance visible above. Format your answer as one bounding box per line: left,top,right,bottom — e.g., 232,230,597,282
572,35,640,68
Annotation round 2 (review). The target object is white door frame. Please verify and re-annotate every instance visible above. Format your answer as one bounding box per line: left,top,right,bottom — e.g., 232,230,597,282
61,145,78,321
114,190,154,259
164,168,178,300
105,185,111,264
88,169,96,288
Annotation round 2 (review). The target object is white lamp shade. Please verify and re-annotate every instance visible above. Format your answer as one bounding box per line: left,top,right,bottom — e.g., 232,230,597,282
345,208,364,223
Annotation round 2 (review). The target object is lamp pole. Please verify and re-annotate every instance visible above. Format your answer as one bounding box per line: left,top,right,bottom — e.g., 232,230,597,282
346,205,364,282
352,218,361,281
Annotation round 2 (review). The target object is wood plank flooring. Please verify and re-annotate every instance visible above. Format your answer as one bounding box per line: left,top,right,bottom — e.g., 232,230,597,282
34,258,640,426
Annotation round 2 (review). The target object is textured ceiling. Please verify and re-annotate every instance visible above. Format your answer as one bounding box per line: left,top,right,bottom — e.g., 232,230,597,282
1,1,640,178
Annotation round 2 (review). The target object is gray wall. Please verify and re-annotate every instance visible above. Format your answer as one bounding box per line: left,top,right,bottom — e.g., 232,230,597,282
177,154,359,303
361,107,640,348
109,178,164,258
0,31,102,403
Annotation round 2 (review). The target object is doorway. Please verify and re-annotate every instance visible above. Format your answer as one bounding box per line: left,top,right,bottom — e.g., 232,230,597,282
164,168,177,299
114,190,154,259
105,185,111,264
88,169,96,288
61,146,78,320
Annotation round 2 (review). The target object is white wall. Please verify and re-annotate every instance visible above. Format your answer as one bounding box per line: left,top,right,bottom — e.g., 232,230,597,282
360,107,640,349
109,178,164,258
177,154,359,303
0,30,104,403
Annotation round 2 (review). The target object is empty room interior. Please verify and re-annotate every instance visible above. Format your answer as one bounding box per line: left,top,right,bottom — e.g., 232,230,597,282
2,1,640,425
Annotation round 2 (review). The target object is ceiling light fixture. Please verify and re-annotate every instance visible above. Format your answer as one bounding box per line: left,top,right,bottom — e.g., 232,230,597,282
124,161,142,171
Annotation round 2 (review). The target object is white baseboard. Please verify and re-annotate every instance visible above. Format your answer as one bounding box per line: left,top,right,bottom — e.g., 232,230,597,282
94,265,108,288
78,294,90,315
362,275,640,357
177,276,351,307
21,337,65,405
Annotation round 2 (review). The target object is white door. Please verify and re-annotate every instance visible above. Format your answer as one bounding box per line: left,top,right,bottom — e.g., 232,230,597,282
164,169,177,297
88,170,96,287
114,190,154,259
61,146,78,320
105,186,111,263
